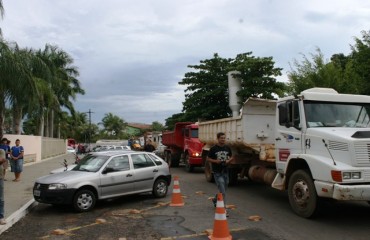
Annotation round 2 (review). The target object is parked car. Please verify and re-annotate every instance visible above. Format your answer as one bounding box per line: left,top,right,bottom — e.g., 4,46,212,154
33,151,171,212
67,146,76,154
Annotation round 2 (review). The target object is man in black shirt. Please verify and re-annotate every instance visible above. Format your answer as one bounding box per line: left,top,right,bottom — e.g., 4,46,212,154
207,132,233,216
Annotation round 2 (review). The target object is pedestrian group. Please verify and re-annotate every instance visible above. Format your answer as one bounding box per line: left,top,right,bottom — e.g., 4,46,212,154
0,138,25,225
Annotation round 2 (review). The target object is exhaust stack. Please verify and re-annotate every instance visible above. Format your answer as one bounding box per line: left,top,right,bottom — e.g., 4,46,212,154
228,71,242,118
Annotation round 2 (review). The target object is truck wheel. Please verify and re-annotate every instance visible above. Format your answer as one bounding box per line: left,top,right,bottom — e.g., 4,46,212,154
73,189,96,212
165,152,172,166
228,168,239,186
204,161,214,182
184,154,194,172
171,153,180,168
288,170,318,218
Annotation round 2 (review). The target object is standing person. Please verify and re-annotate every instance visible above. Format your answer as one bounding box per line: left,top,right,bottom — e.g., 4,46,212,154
0,149,7,224
0,138,10,181
207,132,233,216
144,139,155,152
10,139,24,182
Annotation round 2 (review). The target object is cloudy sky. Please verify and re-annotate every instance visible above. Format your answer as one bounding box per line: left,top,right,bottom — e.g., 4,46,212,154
1,0,370,125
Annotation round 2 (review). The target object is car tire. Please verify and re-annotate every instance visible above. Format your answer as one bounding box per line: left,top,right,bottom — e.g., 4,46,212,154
73,189,96,212
152,178,168,198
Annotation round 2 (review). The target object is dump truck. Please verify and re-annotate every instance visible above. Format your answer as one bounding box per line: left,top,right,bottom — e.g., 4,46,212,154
162,122,204,172
199,71,370,218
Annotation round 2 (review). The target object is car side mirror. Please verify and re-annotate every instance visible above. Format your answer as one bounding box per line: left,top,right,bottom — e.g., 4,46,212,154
102,167,114,174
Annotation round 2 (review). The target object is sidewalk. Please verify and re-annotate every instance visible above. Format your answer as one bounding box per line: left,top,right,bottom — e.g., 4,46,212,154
0,153,77,235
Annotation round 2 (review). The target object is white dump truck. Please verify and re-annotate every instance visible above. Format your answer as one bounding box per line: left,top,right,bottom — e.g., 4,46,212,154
199,71,370,218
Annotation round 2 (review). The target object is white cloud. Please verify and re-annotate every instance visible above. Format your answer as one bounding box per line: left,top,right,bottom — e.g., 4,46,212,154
2,0,370,124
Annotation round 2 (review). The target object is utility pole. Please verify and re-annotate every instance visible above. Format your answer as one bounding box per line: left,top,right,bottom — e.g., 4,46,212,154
85,109,94,148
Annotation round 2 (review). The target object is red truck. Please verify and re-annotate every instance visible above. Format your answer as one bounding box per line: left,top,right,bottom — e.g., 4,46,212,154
162,122,204,172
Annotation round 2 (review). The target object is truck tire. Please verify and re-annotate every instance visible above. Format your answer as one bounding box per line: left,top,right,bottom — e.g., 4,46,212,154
184,154,194,172
165,152,172,166
204,161,214,182
171,152,180,167
288,170,318,218
228,168,239,186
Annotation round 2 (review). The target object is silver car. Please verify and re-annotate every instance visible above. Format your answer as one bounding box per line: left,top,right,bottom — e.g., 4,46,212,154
33,151,171,212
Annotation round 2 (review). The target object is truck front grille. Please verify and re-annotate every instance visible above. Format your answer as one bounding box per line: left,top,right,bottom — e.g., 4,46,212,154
354,142,370,166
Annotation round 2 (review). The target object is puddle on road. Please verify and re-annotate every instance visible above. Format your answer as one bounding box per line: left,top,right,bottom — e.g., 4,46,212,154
147,215,195,237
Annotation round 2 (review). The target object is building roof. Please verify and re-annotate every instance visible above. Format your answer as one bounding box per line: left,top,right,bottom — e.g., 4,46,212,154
127,123,152,130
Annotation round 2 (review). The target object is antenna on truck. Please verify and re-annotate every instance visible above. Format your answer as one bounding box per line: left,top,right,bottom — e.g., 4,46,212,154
322,139,337,166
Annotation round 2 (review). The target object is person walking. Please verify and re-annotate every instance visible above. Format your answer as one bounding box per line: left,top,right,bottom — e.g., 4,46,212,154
0,138,10,181
207,132,233,216
0,149,7,224
10,139,24,182
144,139,156,152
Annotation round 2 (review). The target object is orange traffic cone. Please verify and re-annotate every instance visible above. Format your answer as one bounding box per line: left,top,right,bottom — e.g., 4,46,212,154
209,192,232,240
170,176,184,206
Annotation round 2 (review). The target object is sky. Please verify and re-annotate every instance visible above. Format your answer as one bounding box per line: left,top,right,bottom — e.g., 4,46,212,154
1,0,370,125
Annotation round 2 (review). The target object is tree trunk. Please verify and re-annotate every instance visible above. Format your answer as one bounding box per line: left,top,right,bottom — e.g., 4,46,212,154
48,109,54,138
38,109,44,136
0,91,5,139
12,103,23,134
44,110,49,137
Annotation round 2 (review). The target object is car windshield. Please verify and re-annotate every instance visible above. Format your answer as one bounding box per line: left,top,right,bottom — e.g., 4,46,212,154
304,101,370,128
72,154,110,172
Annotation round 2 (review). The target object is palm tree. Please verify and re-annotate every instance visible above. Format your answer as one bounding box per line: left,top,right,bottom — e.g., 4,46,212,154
37,44,84,138
100,113,127,138
0,0,4,37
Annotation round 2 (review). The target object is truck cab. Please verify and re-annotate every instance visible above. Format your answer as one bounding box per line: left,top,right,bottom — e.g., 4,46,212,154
183,123,203,172
275,88,370,217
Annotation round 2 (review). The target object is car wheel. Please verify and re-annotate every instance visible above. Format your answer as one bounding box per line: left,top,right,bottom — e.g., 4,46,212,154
152,179,168,198
288,170,318,218
73,189,96,212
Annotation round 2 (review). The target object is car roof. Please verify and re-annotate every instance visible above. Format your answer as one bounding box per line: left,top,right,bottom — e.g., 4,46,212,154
90,150,151,157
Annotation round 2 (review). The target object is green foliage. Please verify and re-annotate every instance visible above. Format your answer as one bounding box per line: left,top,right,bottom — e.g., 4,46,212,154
151,121,165,131
288,31,370,96
100,113,127,139
165,113,189,130
176,52,284,123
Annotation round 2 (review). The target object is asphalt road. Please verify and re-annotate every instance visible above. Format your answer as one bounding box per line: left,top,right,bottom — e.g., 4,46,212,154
1,165,370,240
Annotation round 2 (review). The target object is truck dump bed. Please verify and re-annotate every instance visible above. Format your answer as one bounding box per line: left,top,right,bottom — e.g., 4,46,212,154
198,98,276,161
162,122,193,149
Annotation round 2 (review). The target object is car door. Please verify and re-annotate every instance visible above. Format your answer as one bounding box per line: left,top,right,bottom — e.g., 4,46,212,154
131,153,158,192
100,155,134,197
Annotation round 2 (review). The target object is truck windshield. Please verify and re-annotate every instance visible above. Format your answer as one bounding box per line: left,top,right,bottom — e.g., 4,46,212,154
304,101,370,128
191,129,199,138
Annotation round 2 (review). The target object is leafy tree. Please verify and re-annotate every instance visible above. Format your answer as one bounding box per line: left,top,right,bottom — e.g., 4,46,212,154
151,121,165,131
178,52,284,122
100,113,127,139
231,52,284,100
348,30,370,95
179,53,232,121
165,113,188,130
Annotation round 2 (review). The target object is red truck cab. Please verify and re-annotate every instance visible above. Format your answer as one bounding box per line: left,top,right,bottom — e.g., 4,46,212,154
162,122,204,172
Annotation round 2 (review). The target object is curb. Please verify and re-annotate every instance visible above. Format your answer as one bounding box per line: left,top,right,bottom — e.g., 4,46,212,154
0,199,38,235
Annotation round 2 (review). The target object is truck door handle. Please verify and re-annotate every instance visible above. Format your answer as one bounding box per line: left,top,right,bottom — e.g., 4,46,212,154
126,174,133,177
153,169,158,172
275,137,281,141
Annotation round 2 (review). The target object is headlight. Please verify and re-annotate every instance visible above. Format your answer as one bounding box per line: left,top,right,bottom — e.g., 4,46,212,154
351,172,361,179
342,172,351,180
191,152,200,157
48,183,67,190
342,172,361,180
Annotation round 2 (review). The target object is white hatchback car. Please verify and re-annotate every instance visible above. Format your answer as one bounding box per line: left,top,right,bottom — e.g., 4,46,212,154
34,151,171,212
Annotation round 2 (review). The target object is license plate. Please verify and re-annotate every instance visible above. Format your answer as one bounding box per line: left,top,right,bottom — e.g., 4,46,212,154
34,190,41,197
